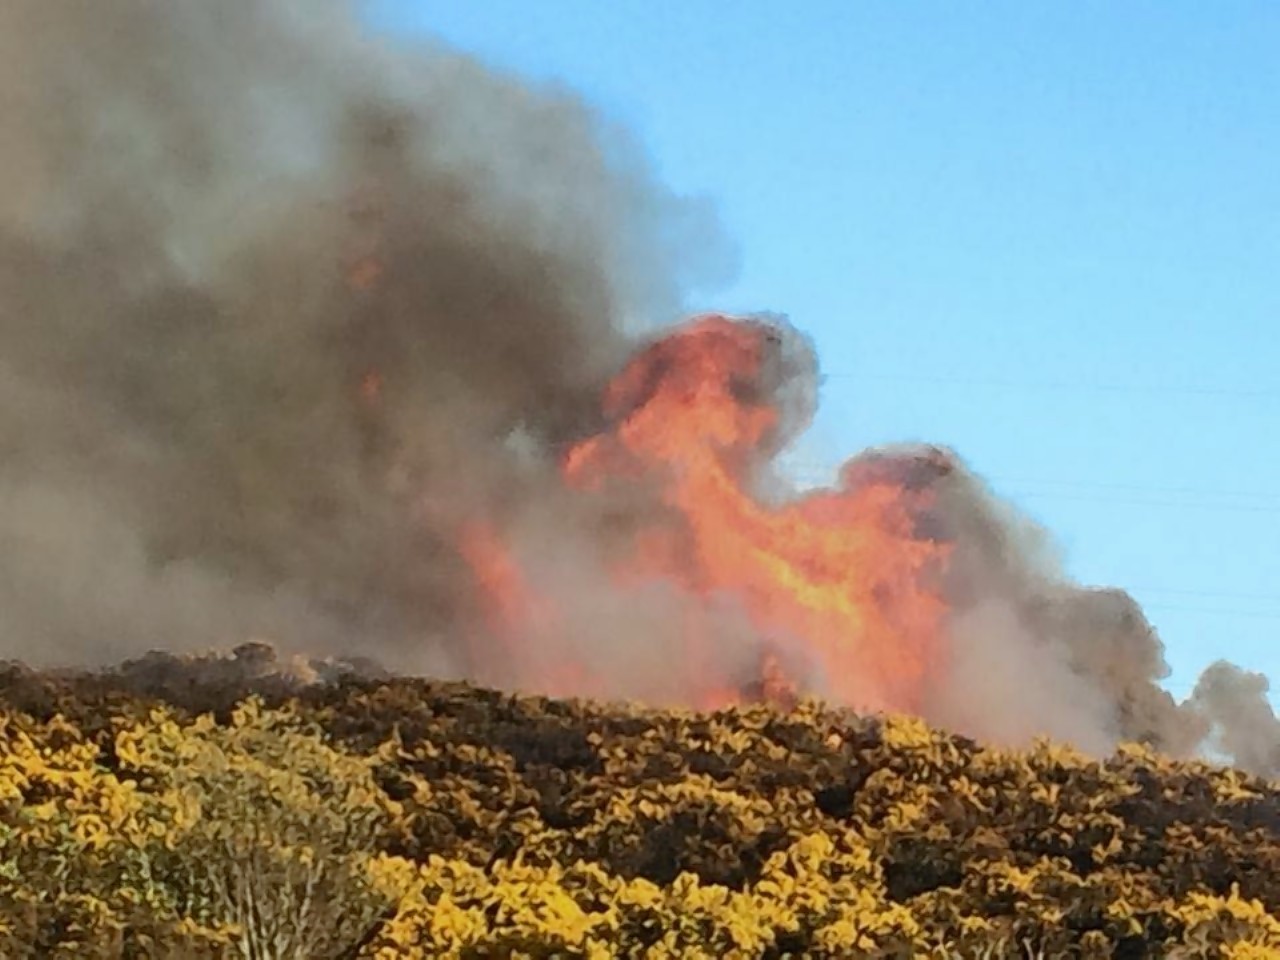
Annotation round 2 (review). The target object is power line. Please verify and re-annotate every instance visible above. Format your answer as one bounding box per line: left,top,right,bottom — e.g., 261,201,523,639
774,465,1280,621
973,476,1280,504
782,463,1280,503
778,487,1280,619
781,465,1280,514
783,482,1280,516
820,372,1280,401
996,490,1280,515
1143,603,1280,622
1130,585,1280,605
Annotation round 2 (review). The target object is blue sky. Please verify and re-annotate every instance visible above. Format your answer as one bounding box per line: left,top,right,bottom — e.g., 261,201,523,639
370,2,1280,704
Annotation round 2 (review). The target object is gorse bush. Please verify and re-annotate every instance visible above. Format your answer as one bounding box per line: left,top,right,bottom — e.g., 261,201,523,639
0,658,1277,958
0,695,396,958
120,698,397,959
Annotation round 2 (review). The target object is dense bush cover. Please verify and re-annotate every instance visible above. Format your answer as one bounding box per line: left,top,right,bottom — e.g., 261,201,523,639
0,650,1277,958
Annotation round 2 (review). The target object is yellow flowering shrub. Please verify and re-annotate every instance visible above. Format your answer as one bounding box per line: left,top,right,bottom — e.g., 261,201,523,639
0,697,398,958
0,655,1276,957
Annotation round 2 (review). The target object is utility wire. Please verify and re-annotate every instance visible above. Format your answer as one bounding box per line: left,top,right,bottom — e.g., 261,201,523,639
1151,609,1280,625
1130,586,1280,605
783,463,1280,504
820,372,1280,401
776,453,1280,623
994,491,1280,515
783,468,1280,514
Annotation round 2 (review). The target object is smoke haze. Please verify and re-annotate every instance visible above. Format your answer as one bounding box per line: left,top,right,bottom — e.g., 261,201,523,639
0,0,1275,778
0,0,729,670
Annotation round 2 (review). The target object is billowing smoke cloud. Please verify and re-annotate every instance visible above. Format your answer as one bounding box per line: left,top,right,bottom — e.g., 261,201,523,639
1,0,1275,780
870,448,1274,776
0,0,729,672
1191,662,1280,775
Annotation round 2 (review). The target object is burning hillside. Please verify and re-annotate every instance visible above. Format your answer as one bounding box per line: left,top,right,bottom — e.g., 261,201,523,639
459,315,950,716
0,0,1277,776
2,661,1279,957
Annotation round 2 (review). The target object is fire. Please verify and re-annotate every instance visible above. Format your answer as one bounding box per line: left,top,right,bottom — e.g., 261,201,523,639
358,370,383,406
457,521,600,698
347,256,384,293
460,315,952,713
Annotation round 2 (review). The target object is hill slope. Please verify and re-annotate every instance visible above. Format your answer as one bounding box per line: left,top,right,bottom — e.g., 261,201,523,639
0,648,1277,958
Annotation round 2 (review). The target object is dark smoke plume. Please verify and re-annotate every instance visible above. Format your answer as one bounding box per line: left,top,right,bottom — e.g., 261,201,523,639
853,446,1275,776
0,0,728,673
0,0,1275,779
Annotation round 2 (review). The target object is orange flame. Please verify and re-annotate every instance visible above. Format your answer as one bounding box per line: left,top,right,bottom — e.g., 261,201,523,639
460,315,951,712
358,369,383,406
457,522,599,698
347,256,384,293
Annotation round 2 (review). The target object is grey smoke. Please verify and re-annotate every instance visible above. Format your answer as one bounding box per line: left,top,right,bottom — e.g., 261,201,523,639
0,0,1275,780
0,0,730,674
888,448,1275,777
1191,661,1280,776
